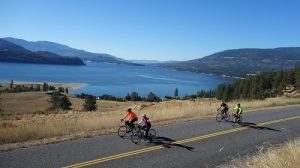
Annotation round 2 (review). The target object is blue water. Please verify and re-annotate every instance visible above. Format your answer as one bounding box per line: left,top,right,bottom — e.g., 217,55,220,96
0,62,234,97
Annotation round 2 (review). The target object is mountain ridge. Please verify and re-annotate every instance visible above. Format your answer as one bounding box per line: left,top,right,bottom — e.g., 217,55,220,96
0,39,85,65
3,37,140,66
160,47,300,77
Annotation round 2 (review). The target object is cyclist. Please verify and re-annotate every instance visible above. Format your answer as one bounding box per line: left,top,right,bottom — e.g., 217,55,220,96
121,108,138,130
233,103,243,122
218,101,229,115
137,113,151,138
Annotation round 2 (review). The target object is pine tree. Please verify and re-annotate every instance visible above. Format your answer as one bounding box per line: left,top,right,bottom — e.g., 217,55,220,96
43,82,47,91
0,93,2,113
223,85,232,101
174,88,179,98
286,69,295,85
10,80,13,90
83,95,97,111
216,84,226,100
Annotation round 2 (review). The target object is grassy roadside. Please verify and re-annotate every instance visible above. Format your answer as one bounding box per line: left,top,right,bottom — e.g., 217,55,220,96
220,138,300,168
0,92,300,152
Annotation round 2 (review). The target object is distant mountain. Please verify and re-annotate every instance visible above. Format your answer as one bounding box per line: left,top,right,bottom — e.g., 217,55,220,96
0,39,85,65
3,37,140,66
130,59,179,64
160,48,300,77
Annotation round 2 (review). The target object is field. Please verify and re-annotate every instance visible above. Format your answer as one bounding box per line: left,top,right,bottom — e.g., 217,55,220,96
221,138,300,168
0,92,300,151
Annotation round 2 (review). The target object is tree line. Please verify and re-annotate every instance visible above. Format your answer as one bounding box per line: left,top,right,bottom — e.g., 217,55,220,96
216,65,300,101
0,80,69,94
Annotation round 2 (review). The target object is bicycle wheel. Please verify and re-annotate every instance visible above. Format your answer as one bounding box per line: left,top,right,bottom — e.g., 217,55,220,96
118,126,128,138
231,117,238,127
131,129,142,144
149,129,156,138
225,113,231,121
216,113,222,122
238,116,243,123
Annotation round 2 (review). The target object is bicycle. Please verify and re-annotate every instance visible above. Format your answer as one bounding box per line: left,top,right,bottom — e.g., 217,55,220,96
216,109,230,122
231,113,243,126
131,125,156,144
117,120,137,138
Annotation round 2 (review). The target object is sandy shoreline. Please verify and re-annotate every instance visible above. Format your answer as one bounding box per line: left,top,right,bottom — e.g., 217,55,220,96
1,80,87,90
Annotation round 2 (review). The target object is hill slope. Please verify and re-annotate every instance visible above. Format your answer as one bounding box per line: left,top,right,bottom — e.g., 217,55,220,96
0,39,85,65
161,48,300,77
3,37,139,65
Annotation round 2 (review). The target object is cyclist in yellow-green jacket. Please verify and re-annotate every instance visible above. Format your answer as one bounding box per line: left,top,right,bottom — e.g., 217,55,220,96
233,103,243,121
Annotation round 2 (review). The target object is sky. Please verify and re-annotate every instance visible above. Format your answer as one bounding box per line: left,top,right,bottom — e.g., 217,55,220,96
1,0,300,61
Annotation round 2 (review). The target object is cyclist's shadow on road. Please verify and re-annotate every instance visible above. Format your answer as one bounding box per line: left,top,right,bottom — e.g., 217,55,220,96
148,136,195,151
237,122,281,132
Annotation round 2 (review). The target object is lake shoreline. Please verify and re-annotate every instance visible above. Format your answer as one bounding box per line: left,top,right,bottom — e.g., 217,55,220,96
0,80,87,90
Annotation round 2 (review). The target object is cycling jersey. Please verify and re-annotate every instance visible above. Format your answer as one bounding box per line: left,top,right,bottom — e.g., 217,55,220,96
233,105,243,115
138,116,151,126
123,112,138,121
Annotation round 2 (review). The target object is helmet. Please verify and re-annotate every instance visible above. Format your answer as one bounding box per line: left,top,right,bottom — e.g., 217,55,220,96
127,108,132,112
142,113,146,117
238,103,240,106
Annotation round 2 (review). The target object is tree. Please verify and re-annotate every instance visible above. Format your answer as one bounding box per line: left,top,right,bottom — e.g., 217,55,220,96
125,93,131,101
36,84,41,91
10,80,14,90
30,84,34,91
216,83,226,100
83,95,97,111
49,85,55,91
49,92,72,110
0,93,2,113
223,85,232,101
42,82,49,91
60,95,72,110
58,87,65,93
147,92,160,102
174,88,179,97
286,69,295,85
49,92,60,110
130,91,141,101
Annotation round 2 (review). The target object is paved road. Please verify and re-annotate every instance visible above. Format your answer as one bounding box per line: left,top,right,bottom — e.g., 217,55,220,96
0,105,299,168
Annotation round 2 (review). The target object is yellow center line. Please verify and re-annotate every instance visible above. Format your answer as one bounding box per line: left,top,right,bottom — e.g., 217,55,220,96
63,115,300,168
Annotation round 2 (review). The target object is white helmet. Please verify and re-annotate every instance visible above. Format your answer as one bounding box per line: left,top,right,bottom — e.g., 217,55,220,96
142,113,146,117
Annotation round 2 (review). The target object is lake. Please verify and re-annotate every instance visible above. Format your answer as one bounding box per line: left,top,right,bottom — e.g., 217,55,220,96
0,62,234,97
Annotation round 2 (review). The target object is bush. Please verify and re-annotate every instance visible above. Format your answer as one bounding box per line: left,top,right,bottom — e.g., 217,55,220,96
48,92,72,111
83,95,97,111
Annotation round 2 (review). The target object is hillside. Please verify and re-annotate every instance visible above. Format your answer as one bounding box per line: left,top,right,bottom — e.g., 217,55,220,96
160,48,300,77
0,39,85,65
3,37,140,66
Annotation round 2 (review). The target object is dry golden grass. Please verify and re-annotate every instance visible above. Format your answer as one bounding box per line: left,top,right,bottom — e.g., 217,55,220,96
0,92,299,151
0,92,50,115
220,138,300,168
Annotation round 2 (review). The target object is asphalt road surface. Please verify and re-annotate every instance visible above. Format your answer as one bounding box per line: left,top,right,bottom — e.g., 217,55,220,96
1,105,299,168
